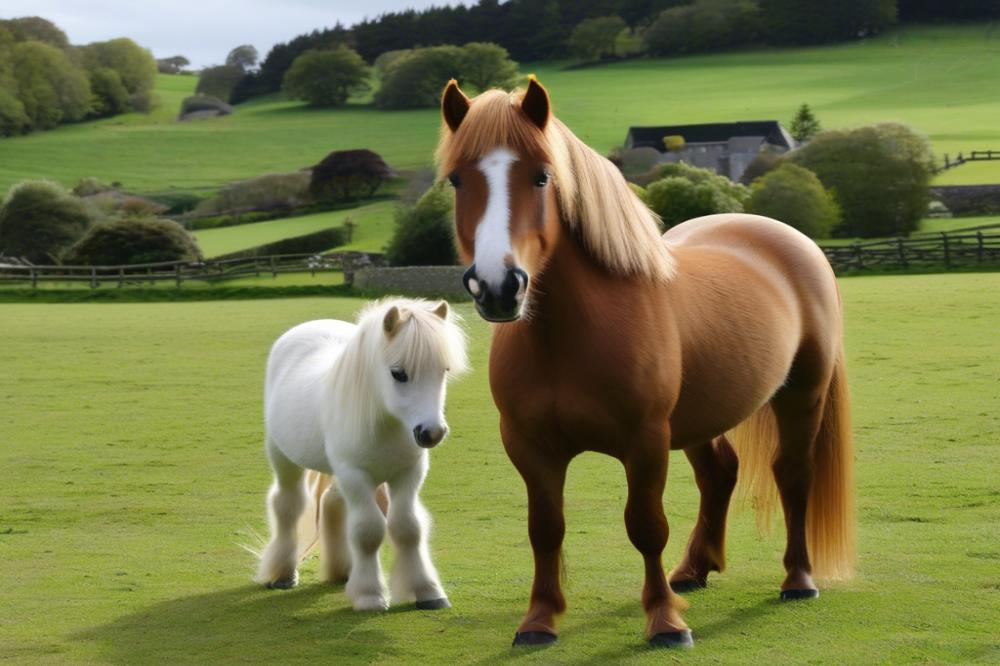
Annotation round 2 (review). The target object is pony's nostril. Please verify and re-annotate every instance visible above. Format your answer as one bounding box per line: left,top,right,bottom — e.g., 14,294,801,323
467,278,481,297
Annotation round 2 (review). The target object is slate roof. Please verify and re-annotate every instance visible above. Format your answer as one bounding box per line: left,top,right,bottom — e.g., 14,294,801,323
627,121,794,151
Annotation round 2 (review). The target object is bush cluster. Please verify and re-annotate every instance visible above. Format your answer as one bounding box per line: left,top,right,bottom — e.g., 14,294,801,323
309,149,392,202
64,218,202,265
745,163,841,238
0,180,94,263
643,162,750,228
386,183,458,266
195,172,312,216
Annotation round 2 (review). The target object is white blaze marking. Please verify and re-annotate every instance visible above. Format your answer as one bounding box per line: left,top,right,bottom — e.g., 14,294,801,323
475,148,517,288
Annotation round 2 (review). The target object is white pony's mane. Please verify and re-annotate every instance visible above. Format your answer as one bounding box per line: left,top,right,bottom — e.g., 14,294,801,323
329,298,469,434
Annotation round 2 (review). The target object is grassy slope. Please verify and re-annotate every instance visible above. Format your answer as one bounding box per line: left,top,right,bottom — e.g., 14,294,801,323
1,273,998,663
1,25,1000,196
193,200,396,258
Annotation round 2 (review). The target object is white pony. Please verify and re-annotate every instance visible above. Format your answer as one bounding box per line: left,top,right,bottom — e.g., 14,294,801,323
254,298,468,612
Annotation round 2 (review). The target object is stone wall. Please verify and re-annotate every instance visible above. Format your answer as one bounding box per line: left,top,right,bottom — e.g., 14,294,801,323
353,265,470,299
930,184,1000,216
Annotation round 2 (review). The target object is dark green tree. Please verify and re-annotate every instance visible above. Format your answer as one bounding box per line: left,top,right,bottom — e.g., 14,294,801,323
459,42,518,92
10,41,91,129
386,183,459,266
568,15,627,61
759,0,897,45
790,103,822,143
225,45,258,71
374,46,463,109
196,64,245,102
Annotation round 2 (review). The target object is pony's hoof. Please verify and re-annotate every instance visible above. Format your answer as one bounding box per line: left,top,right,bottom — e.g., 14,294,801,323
649,630,694,649
352,594,389,612
512,631,557,647
780,588,819,601
415,597,451,610
670,578,707,593
266,572,298,590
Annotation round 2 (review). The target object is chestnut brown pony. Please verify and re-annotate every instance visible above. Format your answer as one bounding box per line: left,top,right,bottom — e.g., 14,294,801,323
437,77,855,649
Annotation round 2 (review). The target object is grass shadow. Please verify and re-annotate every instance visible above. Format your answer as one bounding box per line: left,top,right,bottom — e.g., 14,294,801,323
74,583,411,663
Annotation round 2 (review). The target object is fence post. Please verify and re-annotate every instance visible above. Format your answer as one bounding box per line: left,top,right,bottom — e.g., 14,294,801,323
941,232,951,268
118,267,125,288
90,267,97,289
896,237,908,268
977,231,984,262
270,255,277,277
255,258,260,277
853,243,864,270
343,258,354,287
30,268,37,288
175,263,182,287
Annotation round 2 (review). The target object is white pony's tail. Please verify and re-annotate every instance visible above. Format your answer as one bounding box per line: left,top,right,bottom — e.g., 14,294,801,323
296,470,332,563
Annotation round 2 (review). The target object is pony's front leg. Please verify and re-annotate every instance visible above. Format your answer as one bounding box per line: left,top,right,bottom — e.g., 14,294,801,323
387,459,449,609
338,466,389,611
623,426,692,648
503,421,570,647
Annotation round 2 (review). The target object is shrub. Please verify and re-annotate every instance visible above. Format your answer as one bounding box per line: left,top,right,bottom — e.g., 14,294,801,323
88,67,130,117
282,46,370,107
179,95,232,119
745,163,841,238
386,183,458,266
196,64,244,102
119,196,168,218
65,218,203,265
0,180,94,263
644,162,749,228
374,46,463,109
72,177,114,197
569,16,627,61
195,172,311,215
310,149,392,202
788,123,934,237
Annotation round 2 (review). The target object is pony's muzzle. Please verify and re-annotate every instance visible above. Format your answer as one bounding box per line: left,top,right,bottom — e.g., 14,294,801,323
414,423,448,448
463,263,528,322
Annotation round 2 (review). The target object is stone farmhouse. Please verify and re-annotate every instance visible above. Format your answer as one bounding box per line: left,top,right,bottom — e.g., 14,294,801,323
624,121,796,182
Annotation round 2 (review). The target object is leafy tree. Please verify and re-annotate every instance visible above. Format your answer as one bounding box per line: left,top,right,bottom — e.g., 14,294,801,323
898,0,999,20
789,103,821,143
0,16,70,49
460,42,518,91
225,45,258,71
569,15,627,61
745,163,841,238
644,162,749,227
88,67,130,117
10,41,91,129
0,180,94,263
0,87,30,136
310,149,392,202
157,55,190,74
386,183,458,266
644,0,760,55
196,64,245,102
759,0,897,45
788,123,934,237
282,46,370,107
65,218,203,265
374,46,463,109
79,39,157,96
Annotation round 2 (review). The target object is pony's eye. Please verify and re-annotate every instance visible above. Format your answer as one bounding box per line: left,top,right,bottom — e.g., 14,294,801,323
390,368,408,383
534,170,550,187
448,172,461,188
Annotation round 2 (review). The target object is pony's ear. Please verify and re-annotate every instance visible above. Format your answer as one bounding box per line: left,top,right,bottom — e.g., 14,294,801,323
383,306,411,336
432,301,449,320
520,76,550,131
442,79,470,132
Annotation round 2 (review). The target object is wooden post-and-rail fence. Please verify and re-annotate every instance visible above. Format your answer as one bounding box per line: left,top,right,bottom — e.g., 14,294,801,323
0,251,386,289
820,230,1000,272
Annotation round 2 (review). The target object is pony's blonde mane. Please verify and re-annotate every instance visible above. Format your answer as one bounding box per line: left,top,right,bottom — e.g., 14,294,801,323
436,89,676,282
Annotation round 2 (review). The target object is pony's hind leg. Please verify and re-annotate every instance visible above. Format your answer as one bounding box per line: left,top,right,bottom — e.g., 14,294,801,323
770,382,826,600
319,479,351,584
387,461,449,609
255,439,307,589
669,436,739,592
623,428,692,648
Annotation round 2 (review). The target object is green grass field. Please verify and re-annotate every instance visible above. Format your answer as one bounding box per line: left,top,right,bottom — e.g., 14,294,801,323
1,25,1000,197
1,272,997,663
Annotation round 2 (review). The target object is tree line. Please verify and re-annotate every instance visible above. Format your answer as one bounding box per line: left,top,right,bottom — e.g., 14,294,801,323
0,17,157,137
228,0,998,104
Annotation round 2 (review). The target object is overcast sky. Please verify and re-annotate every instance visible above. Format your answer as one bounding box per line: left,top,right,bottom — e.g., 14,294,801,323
1,1,467,68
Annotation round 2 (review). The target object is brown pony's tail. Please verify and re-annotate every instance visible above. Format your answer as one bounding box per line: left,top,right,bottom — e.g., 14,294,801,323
296,470,331,564
729,350,856,580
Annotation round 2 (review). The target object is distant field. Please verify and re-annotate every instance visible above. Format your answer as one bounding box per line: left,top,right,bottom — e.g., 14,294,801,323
193,200,396,258
1,273,998,663
1,25,999,195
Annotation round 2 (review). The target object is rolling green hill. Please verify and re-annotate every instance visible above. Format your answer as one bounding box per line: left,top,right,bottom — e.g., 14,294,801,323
1,24,999,197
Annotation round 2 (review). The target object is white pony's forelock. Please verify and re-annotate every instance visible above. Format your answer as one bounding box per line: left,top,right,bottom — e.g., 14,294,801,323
357,298,469,378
